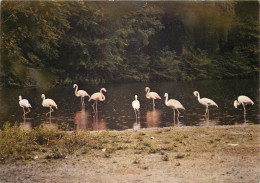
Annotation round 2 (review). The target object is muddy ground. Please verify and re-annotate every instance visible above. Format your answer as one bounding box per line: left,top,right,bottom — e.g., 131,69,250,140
0,125,259,183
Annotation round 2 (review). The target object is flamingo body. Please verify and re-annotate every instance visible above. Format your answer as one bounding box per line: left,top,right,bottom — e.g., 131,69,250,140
234,95,254,118
73,84,90,105
19,96,32,116
166,99,185,110
193,91,218,117
164,93,185,123
89,88,106,113
42,98,58,109
234,95,254,108
132,95,140,122
145,87,161,109
41,94,57,117
132,96,140,111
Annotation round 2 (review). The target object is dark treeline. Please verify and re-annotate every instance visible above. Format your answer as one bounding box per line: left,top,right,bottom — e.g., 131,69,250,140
1,1,259,88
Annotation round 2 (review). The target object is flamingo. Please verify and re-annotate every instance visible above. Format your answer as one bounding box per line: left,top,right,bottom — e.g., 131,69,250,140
145,87,161,109
19,96,32,117
234,95,254,115
193,91,218,117
164,93,185,123
89,88,107,113
73,84,90,106
132,95,140,122
41,94,58,117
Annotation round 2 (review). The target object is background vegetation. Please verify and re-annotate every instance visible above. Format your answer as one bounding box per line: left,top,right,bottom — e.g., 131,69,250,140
1,1,259,88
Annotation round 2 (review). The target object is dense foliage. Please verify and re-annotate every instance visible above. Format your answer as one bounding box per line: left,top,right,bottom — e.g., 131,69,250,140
1,1,259,87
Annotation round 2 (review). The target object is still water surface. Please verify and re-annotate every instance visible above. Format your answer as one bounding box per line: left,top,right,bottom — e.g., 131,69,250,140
0,79,259,130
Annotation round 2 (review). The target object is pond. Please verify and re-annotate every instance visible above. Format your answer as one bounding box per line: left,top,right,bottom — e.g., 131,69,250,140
0,79,259,131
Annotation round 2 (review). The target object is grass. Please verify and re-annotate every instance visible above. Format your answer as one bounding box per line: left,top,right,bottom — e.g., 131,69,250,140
0,123,259,163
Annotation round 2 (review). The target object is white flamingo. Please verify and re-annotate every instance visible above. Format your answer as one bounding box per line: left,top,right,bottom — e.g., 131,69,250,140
19,96,32,117
193,91,218,117
73,84,90,106
41,94,58,117
145,87,161,109
132,95,140,122
89,88,107,113
164,93,185,123
234,95,254,115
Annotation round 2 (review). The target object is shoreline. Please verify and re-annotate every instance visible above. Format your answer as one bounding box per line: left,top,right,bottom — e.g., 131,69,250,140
89,123,259,133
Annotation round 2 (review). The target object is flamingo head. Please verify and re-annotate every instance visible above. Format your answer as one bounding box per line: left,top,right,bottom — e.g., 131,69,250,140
164,93,168,97
41,94,45,99
73,84,77,88
19,96,22,101
135,95,138,100
234,100,240,108
193,91,199,97
145,87,149,92
101,88,107,93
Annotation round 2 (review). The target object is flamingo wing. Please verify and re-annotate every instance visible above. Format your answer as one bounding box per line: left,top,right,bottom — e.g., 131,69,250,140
168,99,185,110
148,92,161,99
132,100,140,110
78,90,89,97
89,92,102,101
19,99,31,108
43,99,58,108
201,98,218,107
238,95,254,105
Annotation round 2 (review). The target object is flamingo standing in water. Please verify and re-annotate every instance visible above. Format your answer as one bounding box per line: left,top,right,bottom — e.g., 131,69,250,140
164,93,185,123
73,84,90,106
41,94,58,117
89,88,107,113
193,91,218,118
234,95,254,116
145,87,161,109
19,96,32,117
132,95,140,122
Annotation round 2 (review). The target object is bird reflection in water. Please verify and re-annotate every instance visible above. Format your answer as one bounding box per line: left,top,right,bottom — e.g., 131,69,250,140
74,106,90,131
92,114,106,131
133,121,141,131
146,110,161,128
20,116,32,130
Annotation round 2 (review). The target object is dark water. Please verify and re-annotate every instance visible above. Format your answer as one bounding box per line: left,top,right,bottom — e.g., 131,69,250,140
0,79,259,131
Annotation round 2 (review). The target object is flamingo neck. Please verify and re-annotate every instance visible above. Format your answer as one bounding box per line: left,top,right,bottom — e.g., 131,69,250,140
100,94,105,101
165,95,169,106
75,85,79,96
146,88,150,97
197,93,201,101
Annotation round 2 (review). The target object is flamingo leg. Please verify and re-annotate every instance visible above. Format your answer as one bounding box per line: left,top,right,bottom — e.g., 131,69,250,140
25,107,31,115
205,106,208,116
92,103,95,113
83,97,85,105
242,104,246,114
138,109,140,123
46,107,54,117
96,101,98,114
134,109,137,123
177,109,180,122
22,107,26,117
242,104,247,122
173,109,176,124
153,99,155,110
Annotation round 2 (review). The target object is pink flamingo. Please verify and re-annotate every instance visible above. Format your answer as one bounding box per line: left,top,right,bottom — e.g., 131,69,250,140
89,88,107,113
19,96,32,117
41,94,58,118
145,87,161,109
73,84,90,106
